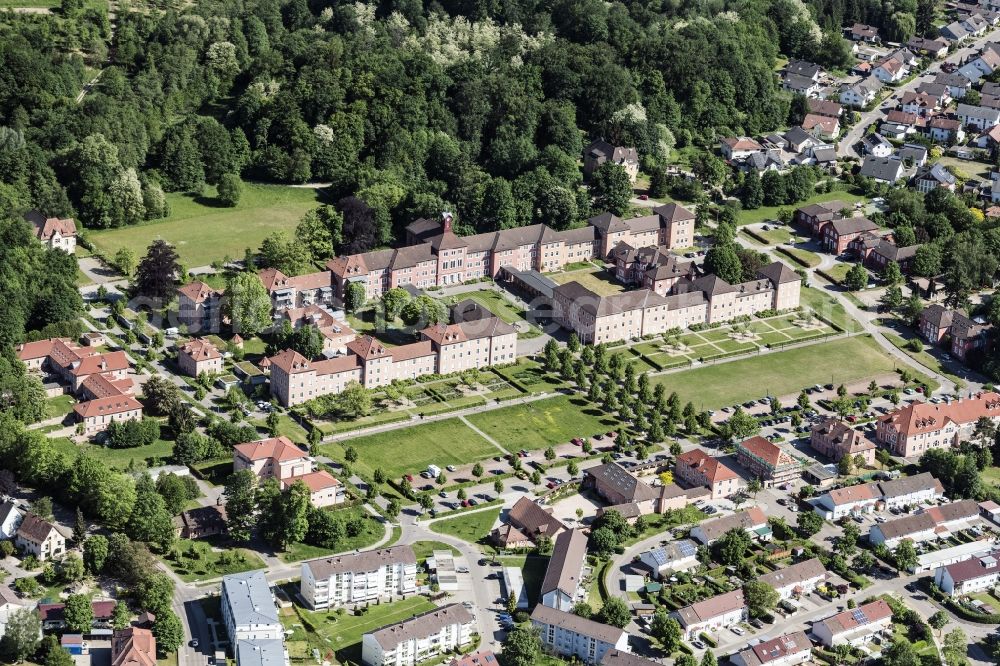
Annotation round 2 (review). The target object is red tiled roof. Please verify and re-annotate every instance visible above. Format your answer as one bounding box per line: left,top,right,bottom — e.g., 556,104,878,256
179,338,221,362
826,483,879,506
675,448,739,484
177,281,222,303
390,341,435,362
234,436,307,463
422,323,468,345
284,470,340,492
311,355,361,376
267,349,312,374
69,351,129,377
258,267,290,292
73,395,143,418
111,627,156,666
819,599,892,636
347,336,391,360
287,271,332,291
738,436,794,469
878,392,1000,438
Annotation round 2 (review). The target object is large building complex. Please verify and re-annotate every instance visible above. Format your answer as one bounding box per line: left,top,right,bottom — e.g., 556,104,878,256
300,546,418,610
361,604,475,666
233,436,342,507
267,314,517,406
735,436,801,487
876,392,1000,457
551,262,801,345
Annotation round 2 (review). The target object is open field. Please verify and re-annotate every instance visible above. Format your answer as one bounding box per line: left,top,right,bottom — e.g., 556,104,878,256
429,506,501,543
44,394,76,420
49,437,176,468
321,419,498,479
735,190,865,226
650,335,897,410
86,184,323,267
465,394,619,451
162,538,266,582
550,266,624,296
934,156,992,181
800,286,862,333
882,330,963,387
282,596,437,665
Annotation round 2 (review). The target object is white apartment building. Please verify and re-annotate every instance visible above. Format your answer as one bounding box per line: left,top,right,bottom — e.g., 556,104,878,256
300,546,417,610
361,604,474,666
934,549,1000,596
221,571,284,643
757,558,828,600
673,589,747,639
531,605,630,665
813,600,892,647
540,529,588,611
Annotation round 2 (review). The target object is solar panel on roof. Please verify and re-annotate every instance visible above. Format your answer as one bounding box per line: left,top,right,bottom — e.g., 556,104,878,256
676,541,697,557
852,609,869,625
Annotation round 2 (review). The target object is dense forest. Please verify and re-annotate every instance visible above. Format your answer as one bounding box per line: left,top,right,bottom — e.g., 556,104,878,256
0,0,865,247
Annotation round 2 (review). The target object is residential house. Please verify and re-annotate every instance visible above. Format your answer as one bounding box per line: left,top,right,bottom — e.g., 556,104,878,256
914,163,958,193
868,499,980,547
850,23,879,41
810,418,876,466
881,110,922,139
879,472,947,509
976,124,1000,154
24,211,76,253
233,436,342,507
111,627,156,666
928,117,965,144
600,651,659,666
940,21,970,41
362,604,474,666
862,133,893,157
258,267,335,314
783,73,822,97
73,396,144,436
907,36,949,58
635,540,699,579
15,513,65,561
582,462,688,518
731,631,812,666
950,312,992,361
674,449,741,499
899,143,929,167
584,141,639,182
794,200,852,235
0,586,24,640
820,216,880,254
757,558,828,599
673,590,747,639
934,549,1000,596
300,546,417,610
968,46,1000,78
916,81,952,104
785,60,824,80
801,114,840,140
813,483,880,520
813,600,893,647
177,338,223,377
609,244,694,295
873,57,907,83
735,436,801,486
807,99,843,117
956,103,1000,130
720,137,764,161
859,156,904,184
840,78,884,107
919,304,955,343
177,281,223,333
850,235,920,273
492,496,566,549
540,530,588,611
876,393,1000,457
690,507,771,545
0,502,23,541
531,605,630,665
221,571,284,643
39,600,116,632
900,92,939,116
282,305,358,356
448,652,497,666
784,126,820,153
936,72,973,99
173,505,227,540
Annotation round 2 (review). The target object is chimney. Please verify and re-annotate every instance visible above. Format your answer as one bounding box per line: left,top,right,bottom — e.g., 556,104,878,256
442,211,454,233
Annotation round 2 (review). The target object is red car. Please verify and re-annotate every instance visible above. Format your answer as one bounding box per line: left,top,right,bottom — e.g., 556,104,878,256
547,481,557,489
638,194,649,200
405,474,414,482
846,415,857,423
461,500,470,507
606,431,616,438
571,438,583,446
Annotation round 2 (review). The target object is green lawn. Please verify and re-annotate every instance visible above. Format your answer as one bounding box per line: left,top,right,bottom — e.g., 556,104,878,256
161,539,267,582
49,437,176,469
550,267,624,296
493,359,568,393
823,263,853,283
735,190,865,226
279,506,386,563
498,554,549,603
44,394,76,420
429,506,501,544
282,596,438,665
800,286,863,333
650,335,897,410
776,246,822,268
320,419,499,479
85,184,323,267
465,394,619,451
252,414,309,444
446,290,528,325
410,540,460,564
883,331,961,387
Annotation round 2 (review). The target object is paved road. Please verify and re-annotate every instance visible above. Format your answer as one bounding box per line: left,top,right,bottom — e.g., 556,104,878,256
838,29,1000,157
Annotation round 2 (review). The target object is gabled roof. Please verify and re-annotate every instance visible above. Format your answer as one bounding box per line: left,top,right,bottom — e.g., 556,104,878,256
179,338,222,362
940,548,1000,584
721,137,763,152
676,589,745,626
16,513,59,544
859,156,903,182
738,631,812,666
828,217,879,236
676,448,739,484
111,627,156,666
758,558,827,589
585,462,657,503
508,496,566,537
304,545,416,579
24,210,76,240
177,281,222,303
540,529,587,598
347,336,391,360
878,393,1000,439
267,349,313,374
694,508,768,542
825,482,879,506
917,163,957,186
653,202,695,224
221,571,280,626
757,261,800,285
73,395,143,418
737,436,797,470
807,99,843,117
369,604,474,651
531,604,627,645
817,599,892,636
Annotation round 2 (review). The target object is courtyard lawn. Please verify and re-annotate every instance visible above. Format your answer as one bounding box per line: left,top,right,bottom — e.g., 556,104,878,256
800,286,862,333
85,184,324,267
162,538,267,582
320,418,498,479
934,156,992,181
650,335,897,410
445,289,528,325
429,506,501,544
776,246,822,268
44,394,76,420
465,394,619,451
282,595,438,665
493,359,568,393
823,262,853,284
280,505,386,563
883,331,963,386
252,414,308,444
550,266,625,296
735,190,865,226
